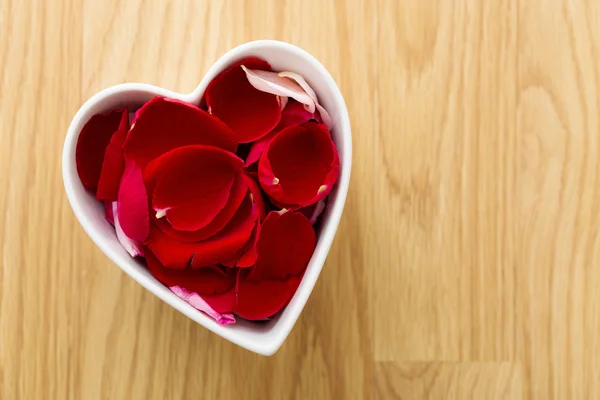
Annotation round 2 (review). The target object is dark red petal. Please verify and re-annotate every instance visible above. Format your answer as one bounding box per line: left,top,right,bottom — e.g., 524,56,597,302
245,101,319,167
145,145,243,231
123,97,237,168
76,109,124,191
219,175,266,267
235,275,301,320
144,144,242,190
203,287,236,314
117,160,150,241
205,58,281,143
96,108,129,201
258,122,339,208
156,172,248,242
147,194,258,269
145,249,235,295
244,174,267,221
220,259,236,268
236,222,260,267
221,219,261,269
249,211,315,281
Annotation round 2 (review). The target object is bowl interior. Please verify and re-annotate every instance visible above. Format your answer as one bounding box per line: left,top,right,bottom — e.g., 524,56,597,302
63,41,351,355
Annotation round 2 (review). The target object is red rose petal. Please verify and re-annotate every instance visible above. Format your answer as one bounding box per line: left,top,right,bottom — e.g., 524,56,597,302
203,286,237,314
235,275,301,320
236,222,260,267
220,175,267,268
245,131,277,167
123,97,237,168
117,160,150,241
245,101,318,167
146,145,243,231
76,109,124,191
220,259,236,268
96,108,129,201
156,172,248,242
145,249,235,295
144,144,242,190
147,194,258,269
222,219,261,269
250,211,315,281
243,174,267,221
205,58,281,143
258,122,339,208
159,193,233,232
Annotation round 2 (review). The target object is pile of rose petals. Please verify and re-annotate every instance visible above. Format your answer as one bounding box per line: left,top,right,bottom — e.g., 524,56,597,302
75,57,339,324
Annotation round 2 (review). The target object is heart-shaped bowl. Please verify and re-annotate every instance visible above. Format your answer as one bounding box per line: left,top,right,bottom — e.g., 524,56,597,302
62,40,351,355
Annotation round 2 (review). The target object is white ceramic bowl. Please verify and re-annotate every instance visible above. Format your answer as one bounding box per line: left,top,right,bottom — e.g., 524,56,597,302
62,40,352,355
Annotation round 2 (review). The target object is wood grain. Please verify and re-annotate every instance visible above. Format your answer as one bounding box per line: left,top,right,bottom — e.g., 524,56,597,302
1,0,599,398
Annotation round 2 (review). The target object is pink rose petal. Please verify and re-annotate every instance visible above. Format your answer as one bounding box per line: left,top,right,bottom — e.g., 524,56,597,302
277,71,333,129
309,200,326,224
241,66,315,113
117,160,150,241
300,199,326,224
112,202,144,258
170,285,235,325
278,96,288,110
315,103,333,130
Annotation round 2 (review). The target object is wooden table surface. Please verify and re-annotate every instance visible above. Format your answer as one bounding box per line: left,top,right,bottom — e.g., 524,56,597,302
1,0,600,399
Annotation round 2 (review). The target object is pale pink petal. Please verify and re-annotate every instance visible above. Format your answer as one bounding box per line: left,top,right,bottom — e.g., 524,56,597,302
308,199,326,224
241,66,315,113
170,285,235,325
278,71,333,129
112,202,144,258
315,103,333,130
278,71,318,99
278,96,288,110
